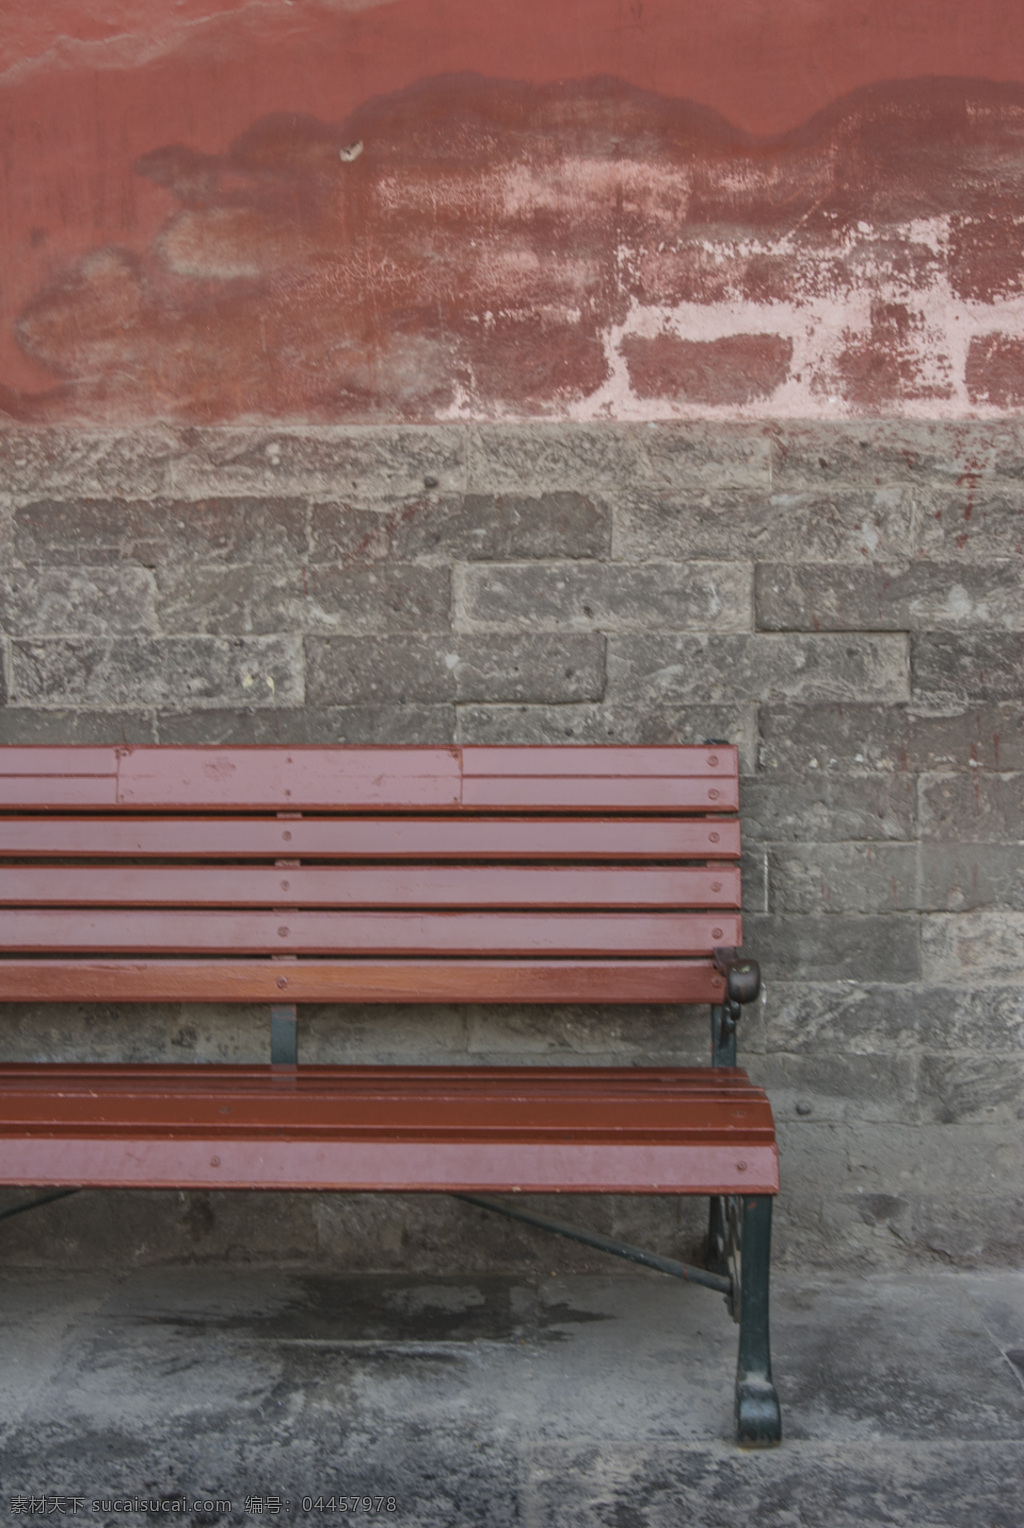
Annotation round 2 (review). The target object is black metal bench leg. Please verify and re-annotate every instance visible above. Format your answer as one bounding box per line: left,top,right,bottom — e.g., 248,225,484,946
707,1195,729,1277
735,1193,782,1447
707,1001,737,1279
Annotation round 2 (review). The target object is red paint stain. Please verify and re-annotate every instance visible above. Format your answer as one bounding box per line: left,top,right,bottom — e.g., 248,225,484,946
621,333,792,405
966,334,1024,406
5,74,1024,419
823,301,954,407
955,457,984,524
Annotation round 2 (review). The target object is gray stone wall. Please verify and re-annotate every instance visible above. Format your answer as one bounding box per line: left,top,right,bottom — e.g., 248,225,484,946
0,421,1021,1272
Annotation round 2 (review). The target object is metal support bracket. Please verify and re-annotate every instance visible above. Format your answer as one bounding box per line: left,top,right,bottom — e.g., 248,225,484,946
711,1001,739,1068
270,1003,298,1066
0,1188,81,1224
455,1193,732,1296
712,947,761,1007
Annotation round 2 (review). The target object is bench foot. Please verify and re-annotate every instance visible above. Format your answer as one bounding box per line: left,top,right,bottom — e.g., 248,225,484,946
734,1193,782,1448
736,1378,782,1448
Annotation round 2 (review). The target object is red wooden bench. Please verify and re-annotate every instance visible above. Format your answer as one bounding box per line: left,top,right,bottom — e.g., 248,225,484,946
0,743,780,1446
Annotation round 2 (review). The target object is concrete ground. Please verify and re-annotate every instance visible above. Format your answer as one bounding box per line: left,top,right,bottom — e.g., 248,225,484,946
0,1242,1022,1528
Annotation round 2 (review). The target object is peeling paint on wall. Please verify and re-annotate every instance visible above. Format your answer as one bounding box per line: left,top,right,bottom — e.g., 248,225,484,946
6,75,1024,422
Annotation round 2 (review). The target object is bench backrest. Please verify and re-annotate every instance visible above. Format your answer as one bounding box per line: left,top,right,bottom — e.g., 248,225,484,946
0,745,742,1006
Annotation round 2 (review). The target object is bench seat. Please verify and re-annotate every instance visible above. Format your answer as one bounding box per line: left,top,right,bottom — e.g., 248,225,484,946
0,1063,777,1192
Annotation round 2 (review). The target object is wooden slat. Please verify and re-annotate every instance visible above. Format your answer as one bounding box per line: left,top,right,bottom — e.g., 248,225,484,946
0,1062,764,1090
0,778,119,807
0,748,118,776
0,865,741,909
0,816,742,860
0,958,728,1004
0,744,741,812
0,909,741,955
461,746,737,777
0,1066,774,1136
116,747,462,809
0,1137,778,1193
461,776,739,811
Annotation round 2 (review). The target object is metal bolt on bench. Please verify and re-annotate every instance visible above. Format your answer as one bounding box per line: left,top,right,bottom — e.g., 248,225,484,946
0,744,780,1448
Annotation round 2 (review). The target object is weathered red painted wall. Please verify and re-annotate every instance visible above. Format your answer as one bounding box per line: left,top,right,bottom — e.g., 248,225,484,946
4,0,1024,421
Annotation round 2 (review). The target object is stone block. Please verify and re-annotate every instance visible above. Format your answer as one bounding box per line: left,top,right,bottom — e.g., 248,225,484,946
759,702,1024,775
464,1005,708,1065
914,1196,1024,1264
913,634,1024,701
845,1189,916,1247
0,1188,321,1269
165,426,468,500
767,843,918,914
756,561,1024,632
14,497,308,567
745,912,920,983
0,1001,267,1065
310,491,610,564
455,702,619,745
915,487,1024,560
637,422,774,490
156,704,455,745
0,567,158,636
300,1004,468,1065
762,981,920,1054
608,633,909,706
769,419,1024,489
608,1195,704,1260
615,486,915,563
8,636,304,709
920,772,1024,841
768,1117,849,1217
917,1053,1024,1126
806,1189,912,1265
741,846,768,914
305,634,605,705
454,703,757,769
915,984,1024,1052
311,1189,603,1272
457,561,751,632
466,424,649,494
310,705,456,744
918,844,1024,912
157,563,451,635
741,776,918,842
443,634,607,705
844,1121,1021,1199
305,636,447,705
747,1052,916,1125
156,708,315,744
921,910,1024,983
0,708,158,744
736,999,769,1055
0,428,177,498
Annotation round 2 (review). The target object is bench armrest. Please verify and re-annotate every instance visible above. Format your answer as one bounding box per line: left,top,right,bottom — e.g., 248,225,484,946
712,947,760,1006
